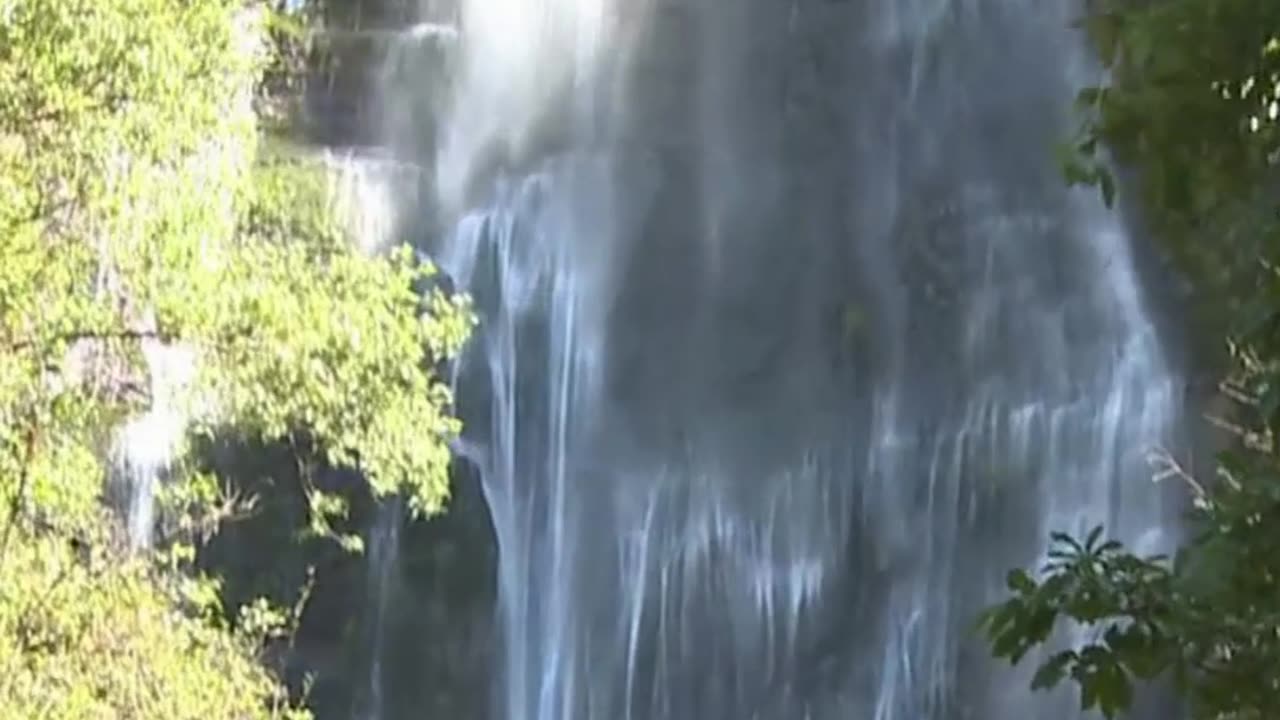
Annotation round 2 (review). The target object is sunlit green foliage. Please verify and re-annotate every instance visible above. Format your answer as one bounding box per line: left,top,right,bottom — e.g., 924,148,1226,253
173,152,473,517
0,0,471,715
0,0,471,529
0,520,309,720
985,3,1280,719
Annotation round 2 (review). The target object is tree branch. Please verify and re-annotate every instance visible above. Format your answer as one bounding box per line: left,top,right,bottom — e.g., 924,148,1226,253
1,329,173,353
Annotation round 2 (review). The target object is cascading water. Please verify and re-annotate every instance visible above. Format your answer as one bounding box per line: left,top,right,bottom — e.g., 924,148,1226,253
323,147,424,254
111,337,198,550
353,0,1186,718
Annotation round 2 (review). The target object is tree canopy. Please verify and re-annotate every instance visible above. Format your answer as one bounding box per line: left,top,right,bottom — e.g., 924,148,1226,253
0,0,471,716
983,2,1280,719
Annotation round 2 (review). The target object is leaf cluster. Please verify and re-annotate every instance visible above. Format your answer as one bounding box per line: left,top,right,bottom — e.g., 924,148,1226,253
980,515,1280,720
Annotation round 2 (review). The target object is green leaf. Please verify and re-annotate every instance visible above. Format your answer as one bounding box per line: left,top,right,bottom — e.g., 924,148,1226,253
1086,525,1106,553
1031,651,1076,691
1007,568,1037,594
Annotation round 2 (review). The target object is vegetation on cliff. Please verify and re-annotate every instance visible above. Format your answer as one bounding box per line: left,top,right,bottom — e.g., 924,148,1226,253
0,0,470,716
983,2,1280,718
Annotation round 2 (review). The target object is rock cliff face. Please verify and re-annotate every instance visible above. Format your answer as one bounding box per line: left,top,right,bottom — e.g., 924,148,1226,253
245,1,1191,719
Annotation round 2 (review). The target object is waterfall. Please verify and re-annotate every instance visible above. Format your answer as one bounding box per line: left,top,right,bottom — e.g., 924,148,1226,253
353,0,1185,717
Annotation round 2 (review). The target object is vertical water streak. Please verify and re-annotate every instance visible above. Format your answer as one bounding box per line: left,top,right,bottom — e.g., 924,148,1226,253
441,157,614,720
111,338,197,550
360,501,403,720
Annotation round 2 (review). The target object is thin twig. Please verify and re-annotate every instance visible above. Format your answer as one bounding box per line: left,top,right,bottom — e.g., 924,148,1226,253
0,423,38,570
1146,445,1213,500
